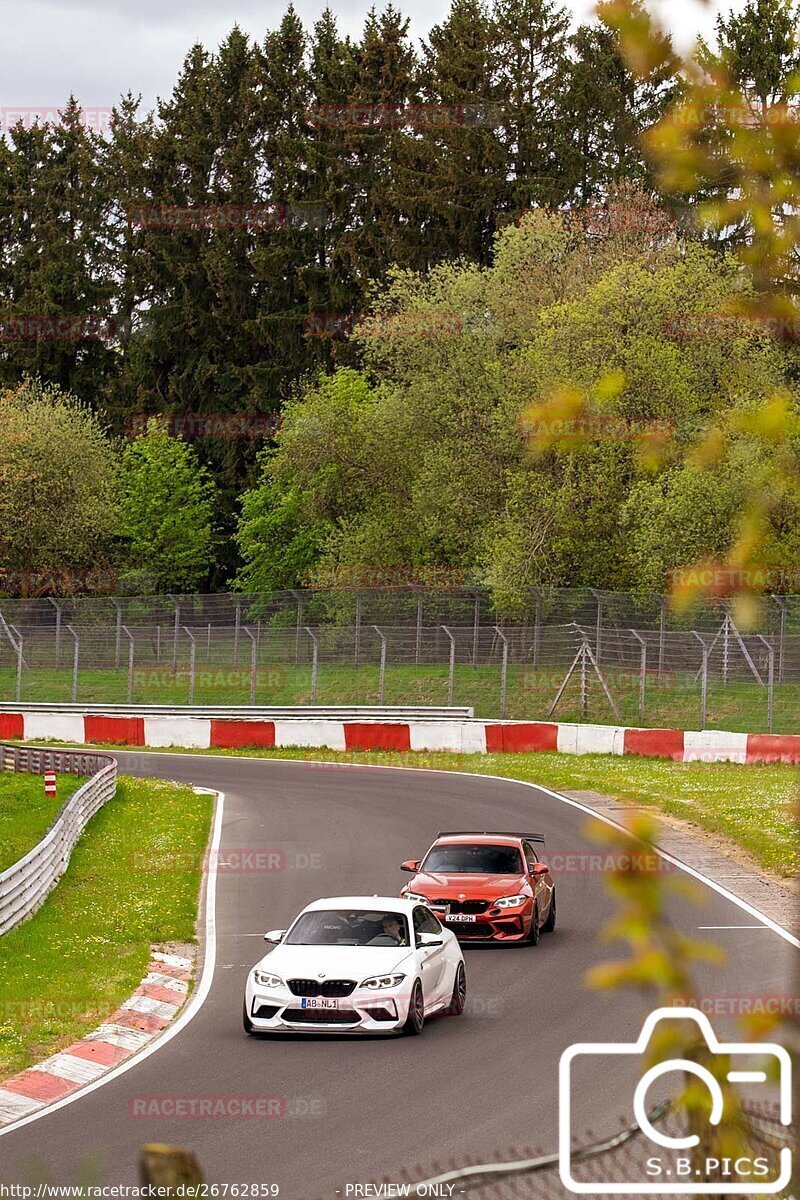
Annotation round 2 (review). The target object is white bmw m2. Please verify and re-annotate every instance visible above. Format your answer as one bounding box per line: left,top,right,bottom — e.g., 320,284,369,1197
243,895,466,1036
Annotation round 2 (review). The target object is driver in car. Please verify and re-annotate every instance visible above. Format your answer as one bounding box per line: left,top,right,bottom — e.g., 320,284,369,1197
368,914,407,946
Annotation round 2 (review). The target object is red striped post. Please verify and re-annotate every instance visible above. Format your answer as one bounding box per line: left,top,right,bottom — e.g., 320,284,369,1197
44,770,57,798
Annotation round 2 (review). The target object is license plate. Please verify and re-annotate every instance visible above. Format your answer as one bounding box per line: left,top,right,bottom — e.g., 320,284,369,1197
446,914,477,923
300,997,338,1009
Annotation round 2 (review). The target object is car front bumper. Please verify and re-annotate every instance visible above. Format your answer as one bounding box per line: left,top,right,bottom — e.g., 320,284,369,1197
433,905,532,942
245,986,410,1034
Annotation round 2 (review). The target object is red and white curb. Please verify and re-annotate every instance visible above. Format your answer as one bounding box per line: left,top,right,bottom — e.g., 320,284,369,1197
0,949,194,1127
1,710,797,763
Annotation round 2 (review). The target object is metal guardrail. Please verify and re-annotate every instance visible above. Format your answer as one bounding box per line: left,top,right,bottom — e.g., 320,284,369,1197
0,703,475,720
0,744,117,936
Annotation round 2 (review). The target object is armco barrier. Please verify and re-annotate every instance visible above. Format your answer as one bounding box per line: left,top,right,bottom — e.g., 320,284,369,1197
0,708,796,764
0,745,117,936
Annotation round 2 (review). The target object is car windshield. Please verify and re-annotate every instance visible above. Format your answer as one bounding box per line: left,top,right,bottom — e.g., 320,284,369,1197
284,909,410,947
422,844,523,874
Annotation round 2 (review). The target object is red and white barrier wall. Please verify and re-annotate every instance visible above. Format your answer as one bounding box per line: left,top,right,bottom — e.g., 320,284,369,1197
0,710,797,763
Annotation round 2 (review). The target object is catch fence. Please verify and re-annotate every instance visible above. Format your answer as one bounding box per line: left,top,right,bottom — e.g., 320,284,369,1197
0,588,797,733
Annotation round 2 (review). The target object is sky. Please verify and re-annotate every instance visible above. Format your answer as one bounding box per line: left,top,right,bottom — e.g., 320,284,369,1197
0,0,745,118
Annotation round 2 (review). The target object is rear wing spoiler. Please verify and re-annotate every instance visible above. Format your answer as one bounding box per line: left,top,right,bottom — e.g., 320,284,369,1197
436,830,546,844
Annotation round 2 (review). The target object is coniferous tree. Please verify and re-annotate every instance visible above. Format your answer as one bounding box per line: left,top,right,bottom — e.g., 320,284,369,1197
0,101,114,397
561,22,677,207
307,8,362,339
415,0,506,266
492,0,571,210
344,6,420,279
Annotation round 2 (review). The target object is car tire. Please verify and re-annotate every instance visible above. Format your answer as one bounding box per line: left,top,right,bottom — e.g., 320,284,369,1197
527,902,540,946
448,962,466,1016
542,888,556,932
403,980,425,1035
243,999,254,1035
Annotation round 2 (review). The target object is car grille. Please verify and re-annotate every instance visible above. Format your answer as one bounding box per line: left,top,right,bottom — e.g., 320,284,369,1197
287,978,357,998
435,899,491,915
282,1007,359,1024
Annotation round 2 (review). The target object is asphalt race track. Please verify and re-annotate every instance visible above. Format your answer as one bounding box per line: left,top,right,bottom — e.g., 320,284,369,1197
0,753,796,1196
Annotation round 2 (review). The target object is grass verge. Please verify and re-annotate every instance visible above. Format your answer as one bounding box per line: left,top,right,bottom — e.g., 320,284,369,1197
1,662,797,733
0,774,86,874
0,775,213,1079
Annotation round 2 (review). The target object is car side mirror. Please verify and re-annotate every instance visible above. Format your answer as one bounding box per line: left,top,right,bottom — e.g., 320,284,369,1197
531,863,549,877
417,931,443,947
264,929,286,943
401,860,420,873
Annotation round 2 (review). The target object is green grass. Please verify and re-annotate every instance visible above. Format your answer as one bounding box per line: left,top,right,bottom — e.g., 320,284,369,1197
0,773,86,874
0,661,797,734
0,775,213,1079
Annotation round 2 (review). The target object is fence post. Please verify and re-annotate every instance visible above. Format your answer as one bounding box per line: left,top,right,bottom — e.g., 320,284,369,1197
293,590,304,666
591,588,603,666
66,625,79,703
756,635,775,734
354,594,362,665
242,627,257,705
305,627,319,704
182,627,196,705
770,595,786,684
472,591,480,668
169,595,180,670
373,626,387,705
630,629,647,723
113,599,123,669
233,597,241,668
657,597,666,685
48,598,63,668
122,625,135,704
15,632,23,702
532,588,542,669
415,592,423,666
442,625,456,706
493,626,509,719
690,628,710,729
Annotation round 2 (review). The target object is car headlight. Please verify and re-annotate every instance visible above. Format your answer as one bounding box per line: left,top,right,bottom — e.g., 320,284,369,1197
494,894,529,908
403,891,429,903
360,974,405,990
253,970,284,988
